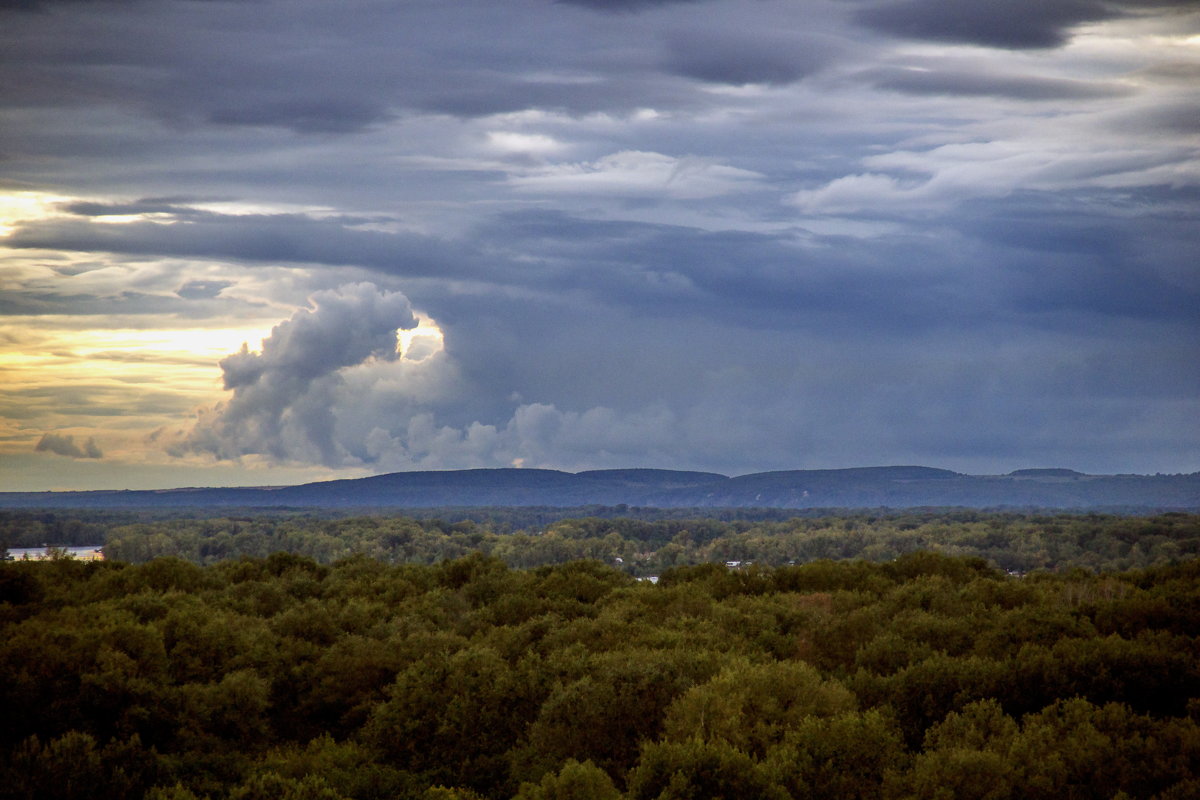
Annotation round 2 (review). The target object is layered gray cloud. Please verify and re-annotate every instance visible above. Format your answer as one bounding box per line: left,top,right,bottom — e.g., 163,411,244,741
860,67,1134,100
7,213,482,280
24,196,1193,336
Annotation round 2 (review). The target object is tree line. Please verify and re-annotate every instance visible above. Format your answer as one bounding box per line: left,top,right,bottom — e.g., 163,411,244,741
57,510,1200,574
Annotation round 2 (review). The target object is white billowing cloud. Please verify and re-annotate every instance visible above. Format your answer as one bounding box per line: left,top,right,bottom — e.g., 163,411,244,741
356,402,684,473
508,150,764,199
177,283,419,465
172,282,692,471
507,402,680,467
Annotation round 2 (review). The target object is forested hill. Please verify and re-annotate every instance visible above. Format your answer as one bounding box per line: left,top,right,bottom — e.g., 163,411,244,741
2,465,1198,509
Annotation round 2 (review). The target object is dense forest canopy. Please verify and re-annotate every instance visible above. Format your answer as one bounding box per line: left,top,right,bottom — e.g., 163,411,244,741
2,548,1199,799
3,510,1199,798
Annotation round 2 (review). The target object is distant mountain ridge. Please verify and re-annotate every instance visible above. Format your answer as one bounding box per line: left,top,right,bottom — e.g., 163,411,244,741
1,466,1198,510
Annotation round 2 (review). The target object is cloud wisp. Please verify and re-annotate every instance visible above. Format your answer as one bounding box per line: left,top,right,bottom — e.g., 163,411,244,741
35,432,102,459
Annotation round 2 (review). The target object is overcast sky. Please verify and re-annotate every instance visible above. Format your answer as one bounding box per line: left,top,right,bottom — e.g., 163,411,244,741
1,0,1197,491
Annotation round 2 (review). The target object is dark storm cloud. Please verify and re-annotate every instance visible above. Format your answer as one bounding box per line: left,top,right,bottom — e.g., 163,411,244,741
207,98,393,134
13,204,975,330
856,0,1200,50
7,213,486,281
854,0,1113,49
0,0,831,137
949,193,1200,323
0,0,688,133
861,67,1134,100
663,29,840,85
18,192,1192,342
482,210,970,329
35,432,102,459
12,206,930,331
471,193,1200,404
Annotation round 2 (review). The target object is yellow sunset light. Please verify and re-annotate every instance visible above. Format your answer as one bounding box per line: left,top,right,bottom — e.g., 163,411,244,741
0,191,71,236
400,316,445,360
0,323,274,390
0,317,443,389
84,326,275,361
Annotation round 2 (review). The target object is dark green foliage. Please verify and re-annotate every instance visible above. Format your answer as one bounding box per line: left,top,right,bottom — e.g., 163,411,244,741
0,563,43,606
0,731,161,800
661,660,856,757
514,760,620,800
764,709,907,800
625,739,786,800
903,697,1200,800
3,530,1200,799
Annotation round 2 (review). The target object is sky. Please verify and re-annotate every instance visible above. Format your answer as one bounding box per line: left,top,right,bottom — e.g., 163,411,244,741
1,0,1198,491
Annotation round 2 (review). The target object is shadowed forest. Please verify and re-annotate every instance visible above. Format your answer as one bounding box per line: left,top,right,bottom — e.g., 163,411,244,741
2,511,1199,799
